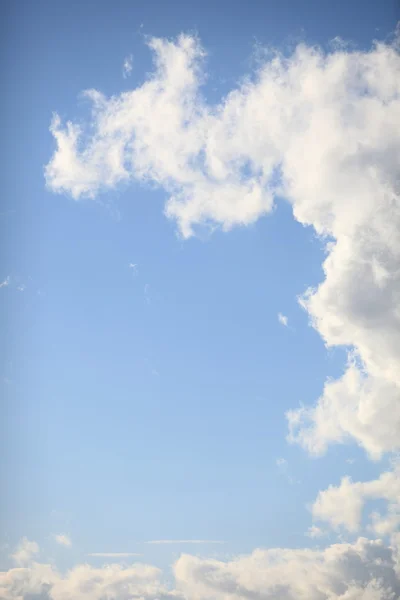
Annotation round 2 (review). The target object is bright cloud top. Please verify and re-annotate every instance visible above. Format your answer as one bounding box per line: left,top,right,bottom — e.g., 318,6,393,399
312,461,400,536
45,32,400,460
11,538,39,567
1,536,400,599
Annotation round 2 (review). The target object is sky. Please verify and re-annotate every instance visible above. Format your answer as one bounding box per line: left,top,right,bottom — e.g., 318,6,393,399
1,1,400,598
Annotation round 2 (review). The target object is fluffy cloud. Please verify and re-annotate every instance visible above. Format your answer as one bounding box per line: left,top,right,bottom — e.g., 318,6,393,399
175,538,400,599
2,537,400,599
1,543,176,600
11,538,39,567
311,461,400,535
38,30,400,599
45,33,400,460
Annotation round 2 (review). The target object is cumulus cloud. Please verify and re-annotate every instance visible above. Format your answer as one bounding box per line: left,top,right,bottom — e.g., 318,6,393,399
0,561,175,600
175,538,400,599
54,534,72,547
311,461,400,535
11,538,39,566
278,312,288,327
2,537,400,599
45,31,400,459
0,276,10,288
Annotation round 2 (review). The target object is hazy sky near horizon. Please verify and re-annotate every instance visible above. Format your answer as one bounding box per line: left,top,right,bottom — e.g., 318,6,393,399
1,1,400,598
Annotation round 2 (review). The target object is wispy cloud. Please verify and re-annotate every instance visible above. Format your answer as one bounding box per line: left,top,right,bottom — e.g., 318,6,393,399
122,54,133,78
306,525,326,539
88,552,142,557
54,534,72,547
278,312,288,327
145,540,225,545
276,457,298,485
0,275,27,292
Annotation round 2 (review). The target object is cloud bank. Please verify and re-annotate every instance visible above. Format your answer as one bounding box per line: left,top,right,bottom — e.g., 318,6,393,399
1,536,400,599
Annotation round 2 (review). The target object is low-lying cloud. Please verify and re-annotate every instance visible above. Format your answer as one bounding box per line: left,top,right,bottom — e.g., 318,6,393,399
1,537,400,599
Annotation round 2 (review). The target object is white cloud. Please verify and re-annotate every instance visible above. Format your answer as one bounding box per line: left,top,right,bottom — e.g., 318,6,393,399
2,537,400,599
278,312,288,327
0,559,174,600
122,54,133,78
287,351,400,461
11,538,39,566
88,552,142,558
175,538,400,599
0,276,28,292
311,462,400,535
54,534,72,547
45,32,400,458
38,30,400,599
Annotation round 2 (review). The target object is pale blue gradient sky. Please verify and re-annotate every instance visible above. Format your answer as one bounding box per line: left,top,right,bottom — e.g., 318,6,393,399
1,0,397,572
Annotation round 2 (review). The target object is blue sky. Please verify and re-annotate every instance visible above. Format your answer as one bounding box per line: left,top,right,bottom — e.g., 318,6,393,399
1,1,400,598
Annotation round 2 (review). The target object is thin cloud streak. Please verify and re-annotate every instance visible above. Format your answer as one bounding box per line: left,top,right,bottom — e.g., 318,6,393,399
88,552,142,557
145,540,225,545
